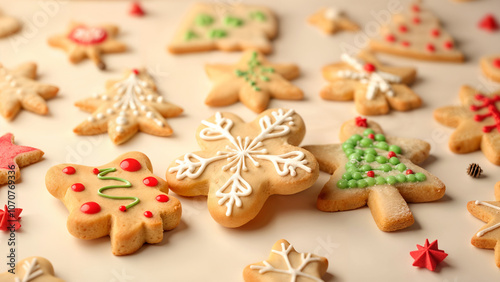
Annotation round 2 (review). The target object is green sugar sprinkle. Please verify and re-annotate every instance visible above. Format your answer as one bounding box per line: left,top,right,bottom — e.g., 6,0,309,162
234,51,275,91
250,11,266,21
196,14,214,26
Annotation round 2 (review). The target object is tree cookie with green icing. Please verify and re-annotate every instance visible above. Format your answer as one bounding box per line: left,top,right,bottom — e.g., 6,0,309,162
303,117,445,231
0,256,64,282
46,152,182,256
168,3,277,54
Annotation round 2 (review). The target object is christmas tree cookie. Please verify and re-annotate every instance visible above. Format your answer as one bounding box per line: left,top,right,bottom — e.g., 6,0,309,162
481,55,500,82
308,7,359,35
434,85,500,165
0,257,64,281
167,109,319,228
73,68,183,145
0,9,21,38
168,3,277,54
303,117,445,231
46,152,182,255
369,2,464,62
0,133,44,185
321,52,420,115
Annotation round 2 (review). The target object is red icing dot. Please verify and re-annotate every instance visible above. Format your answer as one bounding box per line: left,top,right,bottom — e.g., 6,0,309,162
412,5,420,12
413,17,421,24
399,25,408,33
401,41,410,47
493,58,500,69
144,211,153,218
92,168,100,174
426,43,435,52
71,183,85,192
368,133,375,140
355,116,368,127
119,205,127,212
406,169,414,175
364,63,376,73
80,202,101,214
132,69,139,75
156,194,169,202
120,158,142,172
387,151,396,158
431,29,440,37
366,171,375,178
443,41,453,50
62,166,76,175
143,177,158,187
385,34,396,42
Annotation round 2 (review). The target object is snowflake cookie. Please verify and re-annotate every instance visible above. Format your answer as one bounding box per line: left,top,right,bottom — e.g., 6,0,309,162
480,54,500,82
46,152,182,255
0,257,64,282
73,68,183,145
321,52,421,115
243,239,328,282
369,1,464,62
0,62,59,121
308,7,359,35
434,85,500,165
167,108,319,228
168,3,277,54
48,22,127,70
303,118,445,231
0,9,21,38
205,51,303,113
0,133,44,185
467,181,500,267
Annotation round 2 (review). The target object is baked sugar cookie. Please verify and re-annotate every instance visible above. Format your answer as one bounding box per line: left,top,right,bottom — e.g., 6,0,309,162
321,51,420,115
0,133,44,185
480,55,500,82
303,118,445,231
308,7,359,35
0,257,64,281
167,109,318,228
0,9,21,38
434,85,500,165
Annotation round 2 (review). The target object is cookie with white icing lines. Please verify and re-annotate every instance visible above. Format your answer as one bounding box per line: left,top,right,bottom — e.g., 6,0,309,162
303,117,445,231
167,108,319,228
0,9,21,38
480,55,500,82
308,7,359,35
0,256,64,281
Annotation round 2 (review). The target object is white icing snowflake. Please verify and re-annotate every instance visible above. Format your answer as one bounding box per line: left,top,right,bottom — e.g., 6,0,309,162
15,258,43,282
169,109,312,216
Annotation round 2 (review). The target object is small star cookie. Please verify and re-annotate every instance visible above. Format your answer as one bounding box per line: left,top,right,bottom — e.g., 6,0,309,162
205,50,303,113
0,9,21,38
308,7,359,35
73,68,183,145
0,62,59,120
0,257,64,282
480,55,500,82
0,133,44,185
48,22,127,70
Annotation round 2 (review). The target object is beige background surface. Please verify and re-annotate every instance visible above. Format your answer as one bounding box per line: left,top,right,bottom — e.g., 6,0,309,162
0,0,499,281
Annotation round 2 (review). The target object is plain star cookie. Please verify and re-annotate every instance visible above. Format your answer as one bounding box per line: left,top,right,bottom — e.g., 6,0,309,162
321,52,420,115
168,3,277,54
0,257,64,282
308,7,359,35
0,133,44,185
243,239,328,282
434,85,500,165
73,68,183,145
303,118,445,231
167,109,319,228
0,9,21,38
0,62,59,121
48,22,127,70
205,50,303,113
369,2,464,62
480,55,500,82
46,152,182,256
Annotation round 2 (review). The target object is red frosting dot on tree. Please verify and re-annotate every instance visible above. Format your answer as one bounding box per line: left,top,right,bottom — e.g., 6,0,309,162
71,183,85,192
143,176,158,187
366,171,375,178
388,151,396,158
406,169,414,175
431,29,440,37
493,58,500,69
385,34,396,42
399,25,408,33
426,43,435,52
156,194,169,202
368,133,375,140
144,211,153,218
62,166,76,175
80,202,101,214
443,41,453,50
413,17,420,24
119,205,127,212
402,41,410,47
92,168,100,174
412,4,420,12
120,158,142,172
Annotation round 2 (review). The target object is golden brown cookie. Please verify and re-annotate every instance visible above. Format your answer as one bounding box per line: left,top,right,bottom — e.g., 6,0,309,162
46,152,182,256
480,55,500,82
434,85,500,165
168,3,277,54
0,257,64,282
0,9,21,38
205,50,302,113
167,109,319,228
243,239,328,282
0,133,44,185
48,22,127,70
308,7,359,35
73,68,183,145
369,1,464,62
303,118,445,231
0,62,59,121
321,51,420,115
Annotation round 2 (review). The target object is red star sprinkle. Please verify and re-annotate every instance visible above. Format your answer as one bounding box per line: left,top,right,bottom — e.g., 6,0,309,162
355,116,368,127
0,205,22,231
410,239,448,271
129,1,145,17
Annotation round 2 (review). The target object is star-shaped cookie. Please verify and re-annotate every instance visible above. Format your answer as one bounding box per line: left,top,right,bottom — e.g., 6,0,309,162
0,62,59,120
0,9,21,38
48,22,127,70
481,55,500,82
434,85,500,165
0,133,44,185
46,151,182,256
467,181,500,267
308,7,359,35
303,118,445,231
73,68,183,145
205,50,303,113
321,51,420,115
0,257,64,282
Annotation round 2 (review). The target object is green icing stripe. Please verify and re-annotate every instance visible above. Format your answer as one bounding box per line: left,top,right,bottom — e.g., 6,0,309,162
209,29,227,38
250,11,266,21
96,168,140,210
184,30,197,41
224,16,244,27
235,51,275,91
196,14,214,26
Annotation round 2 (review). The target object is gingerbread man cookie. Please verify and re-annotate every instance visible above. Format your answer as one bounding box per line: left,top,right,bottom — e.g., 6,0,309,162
480,55,500,82
243,239,328,282
167,109,318,228
48,22,127,70
308,7,359,35
0,133,44,185
73,68,183,145
303,118,445,231
0,257,64,282
0,62,59,121
205,50,303,113
321,52,420,115
168,3,277,54
434,85,500,165
46,152,182,255
0,9,21,38
369,2,464,62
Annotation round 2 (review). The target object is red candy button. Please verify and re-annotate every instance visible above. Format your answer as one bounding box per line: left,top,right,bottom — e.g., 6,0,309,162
62,166,76,175
119,205,127,212
156,195,169,202
406,169,415,175
388,151,396,158
401,41,410,47
143,177,158,187
426,43,435,52
385,34,396,42
80,202,101,214
144,211,153,218
92,168,100,174
71,183,85,192
120,158,141,172
366,171,375,178
431,29,440,37
399,25,408,33
443,41,453,50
